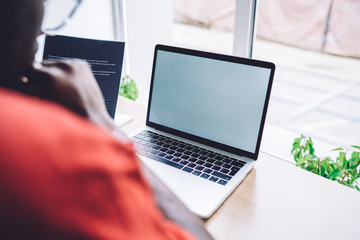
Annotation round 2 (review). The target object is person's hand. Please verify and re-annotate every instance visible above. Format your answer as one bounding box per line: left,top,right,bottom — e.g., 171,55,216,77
25,60,118,132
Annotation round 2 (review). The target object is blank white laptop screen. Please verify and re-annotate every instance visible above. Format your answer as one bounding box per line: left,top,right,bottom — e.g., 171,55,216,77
148,50,271,154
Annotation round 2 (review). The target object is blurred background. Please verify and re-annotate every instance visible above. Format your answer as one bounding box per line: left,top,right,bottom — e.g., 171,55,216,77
39,0,360,161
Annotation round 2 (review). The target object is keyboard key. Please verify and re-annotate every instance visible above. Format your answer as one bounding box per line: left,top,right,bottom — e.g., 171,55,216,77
180,160,189,165
200,173,210,179
158,152,166,157
231,161,245,167
198,156,208,161
200,150,208,155
134,134,144,139
215,155,224,161
218,180,228,185
165,155,174,160
146,153,183,169
214,160,223,166
204,168,213,174
212,165,221,171
229,167,241,176
187,163,196,168
182,167,193,173
173,157,181,162
223,164,232,169
220,168,230,174
144,147,152,152
135,144,145,150
192,148,201,153
223,158,231,163
151,150,159,155
196,160,205,165
166,150,175,154
181,155,190,160
212,171,232,181
231,157,246,163
138,150,147,156
192,170,201,176
209,176,219,182
184,151,192,155
204,163,213,168
207,158,216,163
230,157,245,163
191,153,200,158
195,166,205,171
146,143,155,148
188,157,197,162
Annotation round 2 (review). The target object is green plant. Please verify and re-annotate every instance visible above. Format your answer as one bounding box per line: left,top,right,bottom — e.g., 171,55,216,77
291,135,360,191
119,75,138,101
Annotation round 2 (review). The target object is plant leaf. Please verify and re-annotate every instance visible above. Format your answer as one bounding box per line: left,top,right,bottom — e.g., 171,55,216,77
296,157,306,166
328,169,343,179
309,143,315,155
291,139,300,154
352,151,359,158
332,147,344,151
320,166,326,176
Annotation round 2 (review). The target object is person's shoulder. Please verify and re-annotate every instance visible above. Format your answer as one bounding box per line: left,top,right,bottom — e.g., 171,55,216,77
0,87,88,127
0,87,135,162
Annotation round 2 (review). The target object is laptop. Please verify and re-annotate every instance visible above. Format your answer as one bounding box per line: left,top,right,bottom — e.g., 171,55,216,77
42,34,125,119
130,44,275,218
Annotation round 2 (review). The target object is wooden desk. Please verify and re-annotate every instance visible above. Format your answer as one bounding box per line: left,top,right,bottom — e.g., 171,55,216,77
117,96,360,240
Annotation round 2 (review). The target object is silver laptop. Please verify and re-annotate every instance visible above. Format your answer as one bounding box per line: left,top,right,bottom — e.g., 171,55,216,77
130,44,275,218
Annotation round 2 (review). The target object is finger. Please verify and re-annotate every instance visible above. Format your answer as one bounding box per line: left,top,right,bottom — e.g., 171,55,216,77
42,59,90,70
23,64,65,97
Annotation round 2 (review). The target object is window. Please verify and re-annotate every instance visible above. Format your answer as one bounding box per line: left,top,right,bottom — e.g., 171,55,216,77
172,0,360,160
254,0,360,160
173,0,256,57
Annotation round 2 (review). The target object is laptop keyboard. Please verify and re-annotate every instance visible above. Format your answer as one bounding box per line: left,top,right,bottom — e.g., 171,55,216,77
131,130,246,186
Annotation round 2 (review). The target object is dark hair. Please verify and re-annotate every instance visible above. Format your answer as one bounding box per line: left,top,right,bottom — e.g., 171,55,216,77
0,0,42,89
0,1,20,51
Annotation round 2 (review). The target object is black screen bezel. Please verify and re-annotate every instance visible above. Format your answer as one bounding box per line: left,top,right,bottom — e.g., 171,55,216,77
146,44,275,160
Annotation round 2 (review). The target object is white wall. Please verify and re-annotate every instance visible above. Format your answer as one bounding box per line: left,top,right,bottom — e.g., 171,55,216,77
124,0,173,104
47,0,115,39
36,0,115,61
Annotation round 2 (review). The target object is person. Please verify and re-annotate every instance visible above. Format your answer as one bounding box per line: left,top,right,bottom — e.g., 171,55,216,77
0,0,213,239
